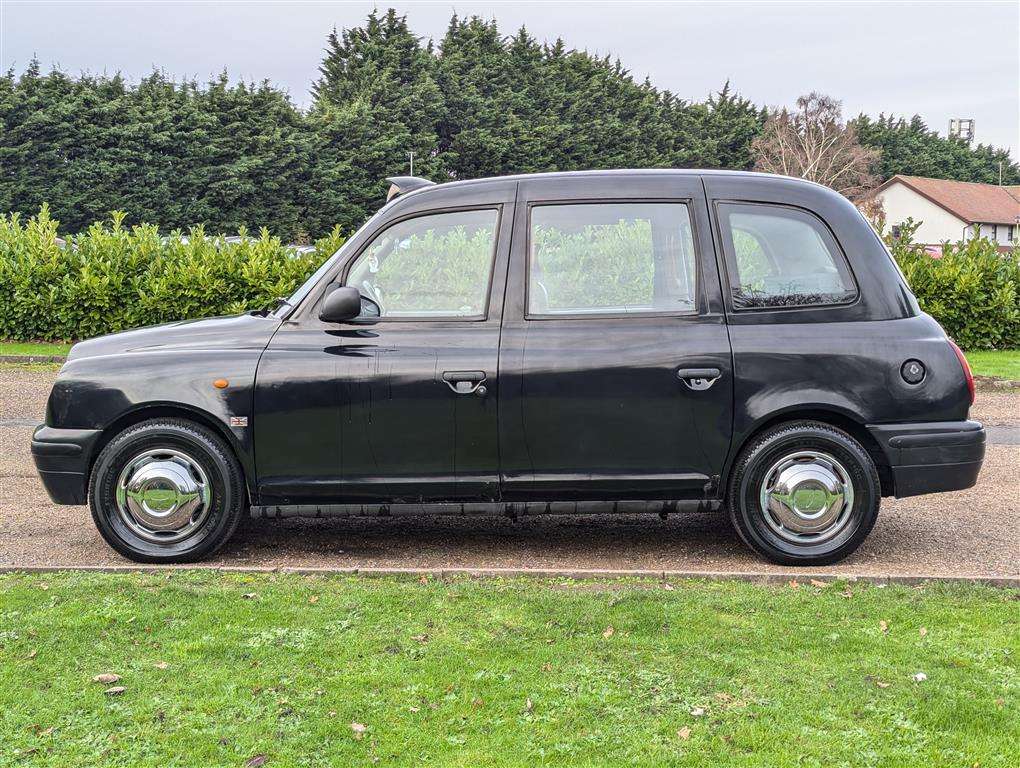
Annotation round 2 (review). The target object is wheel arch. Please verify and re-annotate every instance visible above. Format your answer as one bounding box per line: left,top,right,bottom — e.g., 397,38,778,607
723,407,893,498
88,403,256,503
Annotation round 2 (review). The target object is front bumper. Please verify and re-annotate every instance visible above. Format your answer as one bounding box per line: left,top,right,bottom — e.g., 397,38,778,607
867,420,986,498
30,425,102,505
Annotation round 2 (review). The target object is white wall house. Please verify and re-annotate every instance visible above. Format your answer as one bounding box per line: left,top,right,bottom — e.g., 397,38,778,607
869,175,1020,249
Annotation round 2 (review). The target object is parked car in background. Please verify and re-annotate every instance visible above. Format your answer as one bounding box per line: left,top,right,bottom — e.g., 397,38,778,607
286,244,318,258
31,170,984,565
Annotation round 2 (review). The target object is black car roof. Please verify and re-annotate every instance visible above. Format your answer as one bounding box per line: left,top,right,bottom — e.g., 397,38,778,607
399,168,830,198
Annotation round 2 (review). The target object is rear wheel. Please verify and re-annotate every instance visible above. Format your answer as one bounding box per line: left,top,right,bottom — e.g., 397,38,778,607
727,421,880,566
89,418,246,563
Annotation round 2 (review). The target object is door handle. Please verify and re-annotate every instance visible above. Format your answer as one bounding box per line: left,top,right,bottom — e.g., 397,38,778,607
677,367,722,391
443,370,488,396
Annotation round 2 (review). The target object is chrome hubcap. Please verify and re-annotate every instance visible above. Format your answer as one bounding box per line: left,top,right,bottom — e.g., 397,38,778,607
759,450,854,543
115,449,211,543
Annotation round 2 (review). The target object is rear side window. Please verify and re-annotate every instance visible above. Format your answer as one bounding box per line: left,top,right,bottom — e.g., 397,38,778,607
528,202,697,316
718,203,857,309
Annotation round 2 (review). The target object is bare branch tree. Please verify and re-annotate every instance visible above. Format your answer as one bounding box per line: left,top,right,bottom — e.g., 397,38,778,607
752,93,879,199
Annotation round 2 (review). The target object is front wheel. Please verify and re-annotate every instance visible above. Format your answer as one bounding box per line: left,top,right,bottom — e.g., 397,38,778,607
89,418,246,563
726,421,880,566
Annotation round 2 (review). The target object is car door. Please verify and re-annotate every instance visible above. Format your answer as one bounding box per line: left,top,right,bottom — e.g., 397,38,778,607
255,181,515,506
497,173,733,501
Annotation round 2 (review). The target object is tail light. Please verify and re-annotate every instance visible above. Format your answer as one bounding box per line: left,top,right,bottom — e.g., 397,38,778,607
948,339,975,406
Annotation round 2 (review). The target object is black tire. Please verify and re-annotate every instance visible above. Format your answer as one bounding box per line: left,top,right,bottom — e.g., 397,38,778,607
89,418,246,563
726,421,880,566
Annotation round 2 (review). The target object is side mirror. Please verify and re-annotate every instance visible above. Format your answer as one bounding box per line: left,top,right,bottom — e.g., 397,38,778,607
319,285,363,323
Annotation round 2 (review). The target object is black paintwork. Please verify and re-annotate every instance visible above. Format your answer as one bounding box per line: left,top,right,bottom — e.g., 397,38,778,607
32,170,984,511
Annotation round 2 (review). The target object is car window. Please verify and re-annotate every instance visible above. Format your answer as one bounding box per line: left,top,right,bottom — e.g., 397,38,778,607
345,208,498,318
719,203,857,309
528,203,697,316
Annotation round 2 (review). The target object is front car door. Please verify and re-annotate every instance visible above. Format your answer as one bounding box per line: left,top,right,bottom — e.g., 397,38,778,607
498,172,733,501
254,180,515,505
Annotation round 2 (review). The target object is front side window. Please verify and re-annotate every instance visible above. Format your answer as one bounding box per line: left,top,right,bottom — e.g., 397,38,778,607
528,203,697,316
345,208,499,318
719,203,857,309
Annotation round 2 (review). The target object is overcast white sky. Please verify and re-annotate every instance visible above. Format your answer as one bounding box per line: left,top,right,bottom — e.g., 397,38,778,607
2,0,1018,153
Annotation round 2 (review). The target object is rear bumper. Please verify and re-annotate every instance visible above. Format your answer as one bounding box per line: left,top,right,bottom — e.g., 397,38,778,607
30,425,102,505
867,420,985,498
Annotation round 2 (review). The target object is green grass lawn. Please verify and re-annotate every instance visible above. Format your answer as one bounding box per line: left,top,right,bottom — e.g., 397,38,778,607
0,572,1015,767
0,340,73,357
965,349,1020,380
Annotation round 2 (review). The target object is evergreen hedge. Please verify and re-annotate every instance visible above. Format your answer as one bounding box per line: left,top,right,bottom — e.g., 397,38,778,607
0,207,340,341
3,10,1016,241
886,222,1020,350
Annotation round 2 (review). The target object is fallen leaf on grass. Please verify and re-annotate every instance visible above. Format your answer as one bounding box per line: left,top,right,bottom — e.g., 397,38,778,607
308,595,319,604
602,626,615,638
879,620,889,633
810,579,826,588
919,627,928,638
525,698,533,712
92,673,121,684
245,755,268,768
154,662,169,670
876,681,891,688
677,726,691,740
26,650,36,659
541,662,552,673
411,634,429,643
351,722,367,739
104,686,126,696
788,580,799,589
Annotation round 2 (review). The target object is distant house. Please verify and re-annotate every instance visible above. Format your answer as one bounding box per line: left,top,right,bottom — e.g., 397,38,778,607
869,175,1020,250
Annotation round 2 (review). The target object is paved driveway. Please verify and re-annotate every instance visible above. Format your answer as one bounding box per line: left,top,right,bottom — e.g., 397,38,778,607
1,366,1017,577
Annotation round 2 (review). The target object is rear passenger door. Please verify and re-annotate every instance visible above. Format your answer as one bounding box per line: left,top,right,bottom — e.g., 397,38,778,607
498,174,733,501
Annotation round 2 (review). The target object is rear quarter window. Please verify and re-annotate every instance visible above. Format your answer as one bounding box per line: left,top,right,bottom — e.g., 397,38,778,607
718,202,858,310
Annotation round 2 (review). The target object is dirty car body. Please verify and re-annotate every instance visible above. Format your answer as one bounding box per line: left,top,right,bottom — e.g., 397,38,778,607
32,170,985,565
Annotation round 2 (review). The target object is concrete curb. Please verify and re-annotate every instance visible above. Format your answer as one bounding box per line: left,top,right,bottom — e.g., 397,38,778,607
1,564,1016,588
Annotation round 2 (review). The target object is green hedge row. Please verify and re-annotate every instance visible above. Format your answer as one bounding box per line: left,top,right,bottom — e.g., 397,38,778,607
1,207,1017,349
887,222,1020,350
0,207,341,341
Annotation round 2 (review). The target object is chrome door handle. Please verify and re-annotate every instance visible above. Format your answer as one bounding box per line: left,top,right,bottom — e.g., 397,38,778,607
443,370,487,396
677,367,721,391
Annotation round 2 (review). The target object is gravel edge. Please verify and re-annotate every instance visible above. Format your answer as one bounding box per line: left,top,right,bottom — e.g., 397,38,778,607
0,355,66,363
1,565,1016,588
